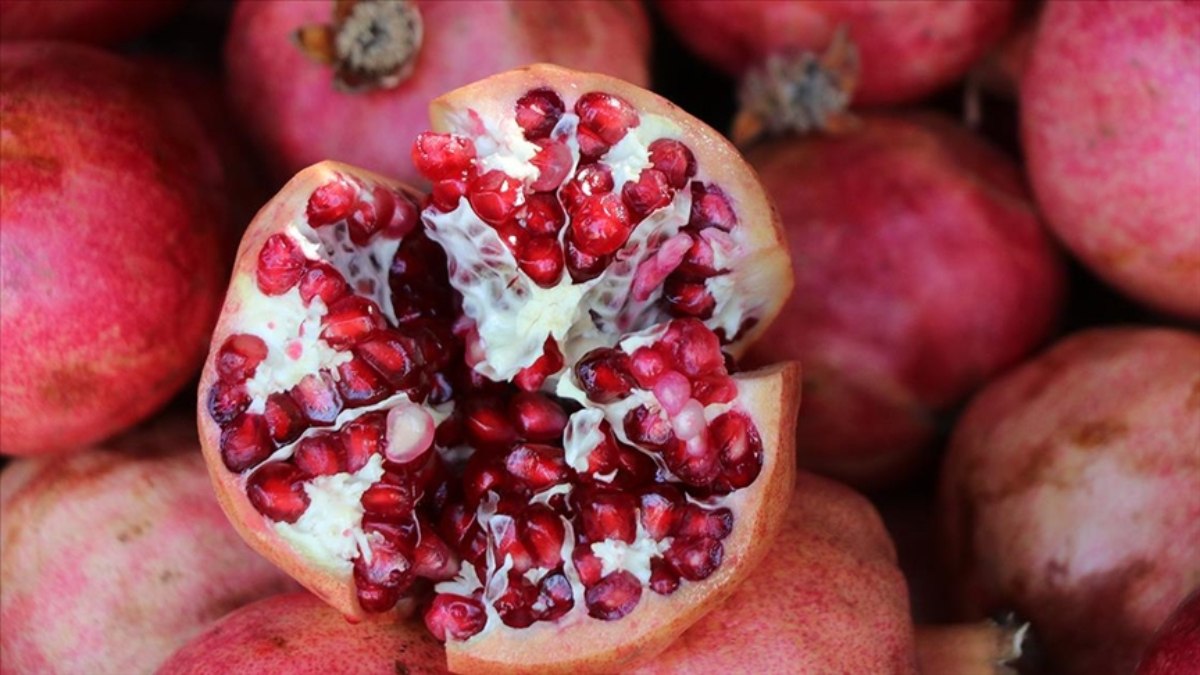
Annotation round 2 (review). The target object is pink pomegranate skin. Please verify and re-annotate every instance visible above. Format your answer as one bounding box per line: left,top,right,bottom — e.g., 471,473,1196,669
0,0,184,44
1021,0,1200,319
0,417,296,674
225,0,651,185
656,0,1015,105
159,592,447,674
636,472,918,673
0,43,231,455
746,114,1064,488
1137,591,1200,675
940,327,1200,675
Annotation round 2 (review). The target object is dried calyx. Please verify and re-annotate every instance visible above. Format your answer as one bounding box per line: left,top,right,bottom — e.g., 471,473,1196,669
294,0,424,92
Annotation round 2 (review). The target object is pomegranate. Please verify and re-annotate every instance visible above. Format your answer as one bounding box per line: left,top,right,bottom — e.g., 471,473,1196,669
0,43,233,455
159,592,447,674
1137,590,1200,675
0,0,184,44
656,0,1015,106
0,417,296,674
940,327,1200,675
197,65,798,672
744,112,1064,488
225,0,651,186
1021,0,1200,319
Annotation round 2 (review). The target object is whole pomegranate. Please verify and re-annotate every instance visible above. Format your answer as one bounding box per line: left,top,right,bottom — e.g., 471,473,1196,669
159,592,447,674
940,327,1200,675
656,0,1015,105
0,417,296,674
1137,591,1200,675
1021,0,1200,319
0,0,184,44
745,113,1064,488
225,0,651,186
197,65,799,673
0,43,232,455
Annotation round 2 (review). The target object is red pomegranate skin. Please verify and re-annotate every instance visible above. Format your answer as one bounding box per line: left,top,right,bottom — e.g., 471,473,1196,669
159,592,448,675
746,113,1064,488
0,43,231,455
940,327,1200,675
225,0,652,185
0,417,296,674
1021,0,1200,320
1137,591,1200,675
0,0,184,44
638,472,918,673
656,0,1015,105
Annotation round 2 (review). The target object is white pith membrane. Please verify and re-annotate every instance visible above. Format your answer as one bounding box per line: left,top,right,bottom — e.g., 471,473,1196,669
206,84,779,646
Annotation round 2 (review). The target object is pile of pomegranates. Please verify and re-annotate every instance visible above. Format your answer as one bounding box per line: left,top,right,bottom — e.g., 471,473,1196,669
2,1,1198,673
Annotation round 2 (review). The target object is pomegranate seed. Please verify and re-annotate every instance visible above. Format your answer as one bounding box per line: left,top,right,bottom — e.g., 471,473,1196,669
439,502,476,549
613,446,658,488
463,455,510,505
666,537,723,581
513,337,564,392
516,235,564,288
623,404,673,451
379,188,420,239
676,232,719,279
652,370,692,416
521,505,566,568
535,571,575,621
429,177,469,212
504,444,568,491
622,169,674,220
665,318,726,377
298,262,350,307
629,347,670,388
262,392,305,444
560,163,614,212
321,296,386,349
362,513,419,553
673,505,733,540
689,183,737,231
219,413,274,472
564,232,610,282
216,334,268,383
574,348,635,403
529,139,573,192
468,170,521,226
256,234,306,295
663,277,716,319
492,513,533,574
711,411,764,492
464,399,518,449
631,232,693,302
692,374,738,405
521,192,566,237
361,482,418,519
664,433,720,486
289,373,343,426
494,573,539,628
425,594,487,641
334,358,391,407
582,427,619,478
340,412,386,472
585,571,642,620
306,180,357,226
413,526,460,580
575,91,639,146
648,139,697,189
383,403,435,464
355,583,401,615
207,380,250,425
516,88,565,139
572,546,605,587
579,490,638,543
354,330,419,389
649,557,680,595
344,199,381,245
354,539,413,607
509,392,568,442
570,193,632,257
246,462,310,523
412,132,475,181
293,434,345,477
639,486,682,540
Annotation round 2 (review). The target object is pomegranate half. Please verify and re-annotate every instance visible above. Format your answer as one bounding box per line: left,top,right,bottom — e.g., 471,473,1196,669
198,65,798,673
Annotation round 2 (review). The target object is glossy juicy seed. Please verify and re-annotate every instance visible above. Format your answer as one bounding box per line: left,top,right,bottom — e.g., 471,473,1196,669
535,571,574,621
692,374,738,406
572,546,605,588
585,571,643,621
688,183,737,231
509,391,568,442
649,557,681,595
565,232,611,282
516,235,564,288
495,573,539,628
612,445,659,489
529,140,573,192
663,277,716,319
464,400,519,449
560,163,614,211
665,537,723,581
463,455,511,506
575,92,639,146
675,232,720,279
361,482,419,519
622,169,674,221
429,177,469,212
345,199,381,245
355,330,419,389
521,505,566,568
216,334,269,383
579,491,638,543
321,296,388,349
521,193,566,237
412,132,476,181
492,515,534,574
412,526,460,580
256,233,307,295
575,348,635,403
570,193,632,256
298,262,350,306
664,434,720,487
665,319,727,378
354,539,414,609
638,486,682,540
208,380,250,426
468,170,521,225
711,411,764,491
355,583,402,615
220,413,274,472
629,346,670,389
306,179,357,227
262,392,306,444
425,594,487,641
335,358,391,406
379,187,420,239
513,337,564,392
289,373,344,426
504,444,568,491
673,505,733,540
516,87,565,140
246,461,310,523
293,434,345,477
648,139,697,189
340,412,386,472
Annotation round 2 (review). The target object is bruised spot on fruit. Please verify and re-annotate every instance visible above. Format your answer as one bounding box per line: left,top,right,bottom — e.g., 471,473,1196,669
115,521,148,544
36,365,103,411
1070,419,1129,448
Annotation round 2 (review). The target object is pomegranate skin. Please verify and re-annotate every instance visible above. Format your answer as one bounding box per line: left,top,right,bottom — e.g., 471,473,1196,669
939,327,1200,675
746,114,1064,488
656,0,1015,105
0,43,231,455
1021,1,1200,319
0,0,184,44
637,472,918,674
1137,591,1200,675
225,0,651,185
0,417,296,674
159,592,447,675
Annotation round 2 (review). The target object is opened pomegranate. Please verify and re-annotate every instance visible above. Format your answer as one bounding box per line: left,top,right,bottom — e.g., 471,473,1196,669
226,0,651,185
940,327,1200,675
0,417,295,674
1021,0,1200,319
198,65,798,672
1136,590,1200,675
0,43,232,455
0,0,184,44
